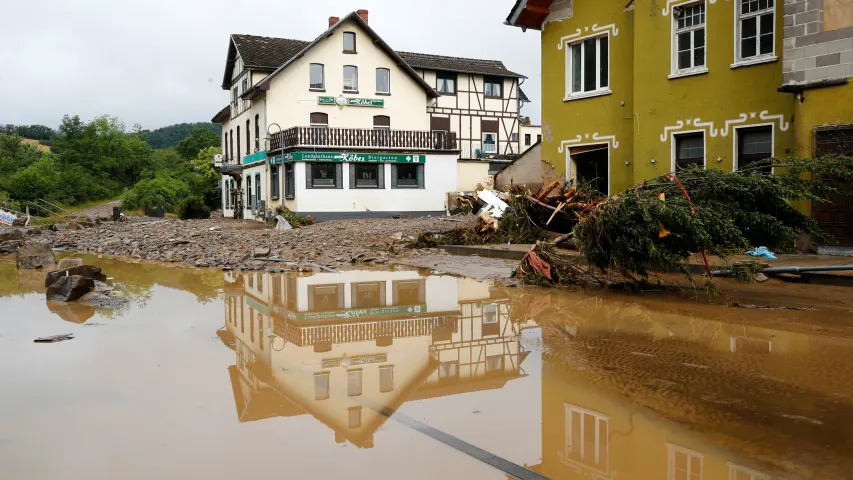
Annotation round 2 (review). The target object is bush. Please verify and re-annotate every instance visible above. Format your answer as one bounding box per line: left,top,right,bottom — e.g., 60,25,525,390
177,195,210,220
122,173,191,213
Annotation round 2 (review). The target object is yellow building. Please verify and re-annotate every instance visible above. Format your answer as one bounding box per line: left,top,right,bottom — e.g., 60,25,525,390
506,0,853,246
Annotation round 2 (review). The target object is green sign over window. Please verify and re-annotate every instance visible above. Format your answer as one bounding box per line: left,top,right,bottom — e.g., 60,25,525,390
283,304,428,323
318,96,385,108
271,152,426,164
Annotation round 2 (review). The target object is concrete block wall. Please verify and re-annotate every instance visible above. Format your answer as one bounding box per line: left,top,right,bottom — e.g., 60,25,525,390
783,0,853,84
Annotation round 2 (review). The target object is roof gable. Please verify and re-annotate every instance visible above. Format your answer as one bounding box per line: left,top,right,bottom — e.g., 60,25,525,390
255,12,438,98
221,35,309,89
397,51,524,79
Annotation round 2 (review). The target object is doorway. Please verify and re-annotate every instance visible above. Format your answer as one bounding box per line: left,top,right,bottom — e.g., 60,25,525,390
813,125,853,246
569,145,609,194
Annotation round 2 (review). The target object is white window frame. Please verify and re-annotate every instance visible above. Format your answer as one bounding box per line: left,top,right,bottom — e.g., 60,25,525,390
376,68,391,94
670,1,709,79
560,403,610,475
671,130,707,172
343,65,358,93
667,444,704,480
727,463,771,480
564,34,611,101
732,0,777,68
482,132,498,154
732,123,775,173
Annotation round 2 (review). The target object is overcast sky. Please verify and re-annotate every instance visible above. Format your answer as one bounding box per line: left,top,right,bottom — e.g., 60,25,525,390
0,0,541,131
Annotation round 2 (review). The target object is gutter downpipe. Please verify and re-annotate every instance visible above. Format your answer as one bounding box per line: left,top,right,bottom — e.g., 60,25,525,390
710,265,853,277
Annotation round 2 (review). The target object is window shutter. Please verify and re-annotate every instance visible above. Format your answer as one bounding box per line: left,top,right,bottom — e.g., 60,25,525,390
378,164,385,189
391,164,398,188
349,163,356,189
417,164,424,189
306,163,313,189
335,163,343,189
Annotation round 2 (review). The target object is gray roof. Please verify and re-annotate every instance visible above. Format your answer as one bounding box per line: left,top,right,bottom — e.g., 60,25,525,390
397,51,525,79
232,35,309,69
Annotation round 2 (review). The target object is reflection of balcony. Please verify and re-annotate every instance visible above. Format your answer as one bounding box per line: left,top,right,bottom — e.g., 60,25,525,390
275,315,461,347
269,127,458,152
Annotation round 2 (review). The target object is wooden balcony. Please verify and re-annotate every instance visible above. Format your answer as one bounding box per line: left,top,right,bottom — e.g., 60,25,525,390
269,126,458,152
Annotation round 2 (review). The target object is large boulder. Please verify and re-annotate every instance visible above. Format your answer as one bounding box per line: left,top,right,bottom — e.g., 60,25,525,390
44,265,107,288
46,275,95,302
56,257,84,270
16,242,56,269
46,300,96,324
0,226,24,242
0,240,22,253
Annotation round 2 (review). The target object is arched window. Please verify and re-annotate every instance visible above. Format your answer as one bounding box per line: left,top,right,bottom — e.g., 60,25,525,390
373,115,390,130
254,114,260,151
255,173,261,209
309,113,329,145
229,130,234,160
246,175,252,209
237,126,241,161
223,180,229,208
230,179,236,208
246,119,250,155
310,112,328,127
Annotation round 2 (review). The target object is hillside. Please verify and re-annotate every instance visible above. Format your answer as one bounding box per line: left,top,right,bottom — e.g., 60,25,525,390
22,138,51,153
146,122,221,150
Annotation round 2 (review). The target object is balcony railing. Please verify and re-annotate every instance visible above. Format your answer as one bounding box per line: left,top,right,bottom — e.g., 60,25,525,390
269,126,457,152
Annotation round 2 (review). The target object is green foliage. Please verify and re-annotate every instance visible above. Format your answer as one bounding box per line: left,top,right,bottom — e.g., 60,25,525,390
0,133,42,171
0,124,55,141
0,191,21,212
145,122,221,150
190,146,222,185
176,128,220,161
177,195,211,220
122,173,192,213
274,206,315,228
574,157,853,280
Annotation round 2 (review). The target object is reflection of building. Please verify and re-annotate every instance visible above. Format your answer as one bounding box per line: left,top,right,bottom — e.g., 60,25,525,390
220,270,528,447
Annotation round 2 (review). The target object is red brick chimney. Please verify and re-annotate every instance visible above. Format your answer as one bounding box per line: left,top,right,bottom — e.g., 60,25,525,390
328,16,340,28
357,9,369,24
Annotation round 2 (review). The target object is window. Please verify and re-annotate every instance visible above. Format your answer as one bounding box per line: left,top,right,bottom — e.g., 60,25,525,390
736,125,773,174
271,165,280,198
236,126,241,161
525,134,531,146
343,65,358,92
309,162,339,188
483,132,498,154
255,173,261,209
537,134,542,143
379,366,394,393
674,132,705,170
392,279,425,304
483,303,498,323
343,32,356,53
229,130,234,160
672,3,706,75
232,86,238,107
564,404,610,473
566,35,610,97
246,119,250,155
254,114,260,151
439,361,458,379
314,373,330,400
284,163,295,199
245,175,252,209
376,68,390,94
511,132,519,142
737,0,775,63
392,164,422,188
352,163,381,189
309,112,329,145
373,115,390,130
484,77,502,98
436,72,457,94
667,444,703,480
230,179,235,208
486,355,504,373
308,284,344,310
348,370,362,396
309,63,325,90
348,407,362,428
310,112,328,128
352,281,386,308
728,464,771,480
223,180,229,208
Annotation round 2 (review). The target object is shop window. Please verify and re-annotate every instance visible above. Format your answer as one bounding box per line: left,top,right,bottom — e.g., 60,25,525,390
391,164,423,188
351,163,382,189
271,165,280,199
307,162,341,189
284,163,295,199
352,281,386,308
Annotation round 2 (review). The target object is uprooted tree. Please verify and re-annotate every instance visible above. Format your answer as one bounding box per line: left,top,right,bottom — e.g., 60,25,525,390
517,156,853,287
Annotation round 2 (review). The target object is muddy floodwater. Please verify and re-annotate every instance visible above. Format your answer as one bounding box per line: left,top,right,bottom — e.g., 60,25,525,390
2,255,853,479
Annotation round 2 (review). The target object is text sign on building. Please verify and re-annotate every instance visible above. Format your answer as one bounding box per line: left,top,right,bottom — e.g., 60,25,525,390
322,354,389,369
317,96,385,108
285,304,426,322
274,152,425,164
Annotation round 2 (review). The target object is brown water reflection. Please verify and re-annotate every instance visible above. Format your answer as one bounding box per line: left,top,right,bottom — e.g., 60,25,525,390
2,256,853,479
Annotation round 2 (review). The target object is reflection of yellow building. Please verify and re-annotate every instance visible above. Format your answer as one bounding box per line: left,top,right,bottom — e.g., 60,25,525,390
220,270,529,448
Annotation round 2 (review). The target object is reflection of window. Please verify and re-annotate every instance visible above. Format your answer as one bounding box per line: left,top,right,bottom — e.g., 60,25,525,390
486,355,504,373
379,366,394,393
348,370,362,396
672,3,706,74
483,303,498,323
348,406,362,428
667,444,703,480
392,279,425,305
352,282,386,308
728,463,770,480
256,273,263,293
308,284,344,311
439,361,458,379
314,372,330,400
562,404,610,475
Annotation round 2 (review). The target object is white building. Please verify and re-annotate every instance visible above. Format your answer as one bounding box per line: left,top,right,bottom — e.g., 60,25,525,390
214,10,533,221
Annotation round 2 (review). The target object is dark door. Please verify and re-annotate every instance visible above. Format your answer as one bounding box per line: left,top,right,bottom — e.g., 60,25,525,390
813,126,853,246
573,148,609,194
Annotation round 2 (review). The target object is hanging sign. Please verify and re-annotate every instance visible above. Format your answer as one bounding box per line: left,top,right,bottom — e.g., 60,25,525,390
271,152,425,164
0,208,17,226
318,96,384,108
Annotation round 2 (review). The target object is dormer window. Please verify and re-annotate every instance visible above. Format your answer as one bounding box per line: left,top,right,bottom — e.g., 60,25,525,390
343,32,356,53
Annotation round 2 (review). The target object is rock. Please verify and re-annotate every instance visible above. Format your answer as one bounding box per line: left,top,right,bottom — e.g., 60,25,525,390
56,257,84,270
16,242,56,269
44,265,107,288
0,240,22,253
46,300,96,324
46,275,95,302
754,273,770,283
393,232,403,241
254,247,271,258
0,226,25,242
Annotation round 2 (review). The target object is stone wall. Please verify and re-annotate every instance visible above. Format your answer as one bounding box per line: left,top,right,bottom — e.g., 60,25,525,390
783,0,853,85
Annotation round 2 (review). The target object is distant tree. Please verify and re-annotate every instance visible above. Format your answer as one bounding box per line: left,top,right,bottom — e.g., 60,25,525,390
0,133,43,170
146,122,221,150
176,128,220,161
